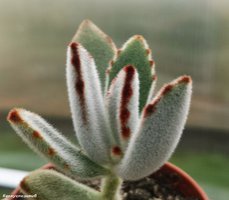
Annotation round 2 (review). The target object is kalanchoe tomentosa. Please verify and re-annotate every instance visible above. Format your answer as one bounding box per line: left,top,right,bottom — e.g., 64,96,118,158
7,20,192,200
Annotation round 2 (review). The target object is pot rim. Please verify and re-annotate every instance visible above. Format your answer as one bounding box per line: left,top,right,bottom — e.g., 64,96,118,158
156,162,209,200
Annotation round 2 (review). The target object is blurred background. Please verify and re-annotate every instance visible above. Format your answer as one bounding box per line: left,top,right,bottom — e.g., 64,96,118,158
0,0,228,199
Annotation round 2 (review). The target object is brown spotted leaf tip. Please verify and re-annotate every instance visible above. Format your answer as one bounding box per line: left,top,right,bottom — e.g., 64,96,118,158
7,109,23,123
117,75,192,180
70,42,87,123
67,42,114,165
120,65,135,140
144,75,192,118
108,34,156,111
106,65,139,152
8,108,109,178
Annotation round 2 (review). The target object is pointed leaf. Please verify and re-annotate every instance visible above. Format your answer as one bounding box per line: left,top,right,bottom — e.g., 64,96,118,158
20,169,102,200
8,108,110,179
66,42,114,164
106,65,139,155
73,20,116,90
108,35,156,110
117,76,192,180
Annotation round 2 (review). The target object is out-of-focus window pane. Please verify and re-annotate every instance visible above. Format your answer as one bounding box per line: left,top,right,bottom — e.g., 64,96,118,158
0,0,228,129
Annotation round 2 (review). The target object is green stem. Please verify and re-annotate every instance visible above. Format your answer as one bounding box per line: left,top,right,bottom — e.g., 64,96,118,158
101,173,123,200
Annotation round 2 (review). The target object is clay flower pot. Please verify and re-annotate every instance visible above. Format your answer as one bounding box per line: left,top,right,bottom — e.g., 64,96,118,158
9,162,208,200
149,162,208,199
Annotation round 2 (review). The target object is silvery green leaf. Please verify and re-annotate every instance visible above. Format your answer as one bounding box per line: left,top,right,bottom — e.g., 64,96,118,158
20,169,102,200
108,35,156,111
106,65,139,155
117,76,192,180
66,43,114,164
8,108,109,179
73,20,116,91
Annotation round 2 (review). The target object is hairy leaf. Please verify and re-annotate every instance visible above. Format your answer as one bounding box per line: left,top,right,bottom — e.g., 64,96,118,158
72,20,116,91
117,76,192,180
7,108,110,179
108,35,156,111
106,65,139,155
20,169,102,200
66,42,114,164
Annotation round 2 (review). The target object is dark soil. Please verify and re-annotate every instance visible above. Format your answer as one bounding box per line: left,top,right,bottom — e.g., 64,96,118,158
80,172,200,200
122,174,198,200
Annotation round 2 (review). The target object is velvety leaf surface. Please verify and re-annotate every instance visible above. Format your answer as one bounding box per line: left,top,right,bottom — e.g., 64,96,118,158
66,42,114,164
117,76,192,180
72,20,116,91
20,169,102,200
108,35,156,111
106,65,139,154
7,108,109,179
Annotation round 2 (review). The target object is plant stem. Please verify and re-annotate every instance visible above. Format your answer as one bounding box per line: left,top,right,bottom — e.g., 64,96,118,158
101,173,123,200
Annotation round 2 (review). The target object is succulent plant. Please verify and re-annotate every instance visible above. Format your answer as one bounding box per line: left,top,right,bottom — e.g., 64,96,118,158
7,20,192,200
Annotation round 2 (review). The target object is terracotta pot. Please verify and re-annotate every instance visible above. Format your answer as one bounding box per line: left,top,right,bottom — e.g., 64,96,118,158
149,162,208,200
9,162,208,200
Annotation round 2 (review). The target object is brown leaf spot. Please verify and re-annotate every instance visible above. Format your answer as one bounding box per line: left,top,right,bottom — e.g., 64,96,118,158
7,109,22,123
120,65,135,139
152,74,157,81
144,104,156,118
162,84,173,96
20,176,31,194
146,49,151,55
112,146,122,156
120,108,130,125
121,127,131,139
143,97,161,118
48,147,56,156
149,60,155,67
177,75,192,84
32,131,43,139
70,42,87,122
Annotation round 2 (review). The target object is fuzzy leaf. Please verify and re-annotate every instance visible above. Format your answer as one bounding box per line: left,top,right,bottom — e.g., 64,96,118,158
108,35,156,111
72,20,116,91
117,76,192,180
7,108,110,179
106,65,139,155
20,169,102,200
146,74,157,104
66,42,114,164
